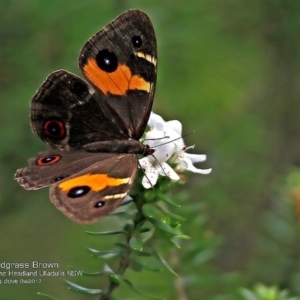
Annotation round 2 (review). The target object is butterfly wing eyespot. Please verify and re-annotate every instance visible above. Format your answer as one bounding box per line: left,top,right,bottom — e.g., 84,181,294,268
65,185,107,207
43,118,66,139
52,175,67,182
67,186,91,198
36,155,61,166
96,49,118,73
132,35,142,48
69,78,89,96
94,201,105,208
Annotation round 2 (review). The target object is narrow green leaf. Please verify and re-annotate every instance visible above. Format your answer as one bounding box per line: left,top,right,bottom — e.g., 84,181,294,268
110,210,136,220
134,250,152,257
149,218,178,235
158,194,181,208
37,292,59,300
79,271,104,276
110,274,123,284
129,237,144,251
167,239,181,249
124,278,165,300
154,204,185,221
124,223,134,233
144,190,156,201
163,221,190,239
168,220,180,229
181,202,205,213
130,258,162,272
103,264,114,273
129,259,144,272
142,204,156,218
115,242,127,249
65,280,102,295
152,249,179,277
87,248,122,259
142,205,181,235
85,230,124,235
139,227,151,233
176,233,190,239
193,249,215,264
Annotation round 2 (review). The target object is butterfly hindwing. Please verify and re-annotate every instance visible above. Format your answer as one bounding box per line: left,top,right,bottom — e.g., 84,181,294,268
50,153,137,223
15,150,118,190
31,70,131,150
15,151,137,223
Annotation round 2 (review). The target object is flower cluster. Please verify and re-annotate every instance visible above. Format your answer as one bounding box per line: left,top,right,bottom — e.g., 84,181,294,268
139,113,212,188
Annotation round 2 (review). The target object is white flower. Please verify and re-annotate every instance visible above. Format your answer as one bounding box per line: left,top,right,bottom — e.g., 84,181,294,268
139,112,212,189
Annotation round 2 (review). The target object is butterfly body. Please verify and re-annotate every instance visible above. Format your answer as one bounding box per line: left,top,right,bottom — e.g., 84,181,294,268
15,10,157,223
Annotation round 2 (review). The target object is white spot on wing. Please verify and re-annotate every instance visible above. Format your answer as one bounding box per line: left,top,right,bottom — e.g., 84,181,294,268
136,52,157,66
103,192,128,200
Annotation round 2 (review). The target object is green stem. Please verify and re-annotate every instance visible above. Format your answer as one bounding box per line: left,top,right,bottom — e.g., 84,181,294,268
99,194,146,300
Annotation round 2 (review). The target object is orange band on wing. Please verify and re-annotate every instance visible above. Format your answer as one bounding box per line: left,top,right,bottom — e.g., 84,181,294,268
59,174,130,192
83,58,150,95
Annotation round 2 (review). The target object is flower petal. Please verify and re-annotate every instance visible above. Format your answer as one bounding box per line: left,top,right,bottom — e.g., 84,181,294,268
139,157,152,169
159,162,180,181
166,120,182,135
148,112,165,130
139,112,211,188
177,157,212,174
184,153,207,163
142,167,159,189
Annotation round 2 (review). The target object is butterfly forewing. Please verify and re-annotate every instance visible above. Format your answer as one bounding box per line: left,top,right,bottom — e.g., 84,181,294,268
79,9,157,139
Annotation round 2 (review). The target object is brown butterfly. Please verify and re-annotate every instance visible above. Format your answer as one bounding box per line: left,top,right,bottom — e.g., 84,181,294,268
15,10,157,223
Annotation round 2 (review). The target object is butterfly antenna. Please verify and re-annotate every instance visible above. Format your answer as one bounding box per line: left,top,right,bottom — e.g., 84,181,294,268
146,130,195,149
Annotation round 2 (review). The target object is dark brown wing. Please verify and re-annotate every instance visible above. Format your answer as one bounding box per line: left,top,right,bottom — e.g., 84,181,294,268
79,9,157,140
14,149,122,190
49,153,137,223
31,70,135,150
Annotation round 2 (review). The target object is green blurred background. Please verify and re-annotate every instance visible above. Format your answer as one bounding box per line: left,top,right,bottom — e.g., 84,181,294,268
2,0,300,299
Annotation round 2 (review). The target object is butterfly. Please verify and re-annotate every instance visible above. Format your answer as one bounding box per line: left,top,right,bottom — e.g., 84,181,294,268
14,9,157,223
